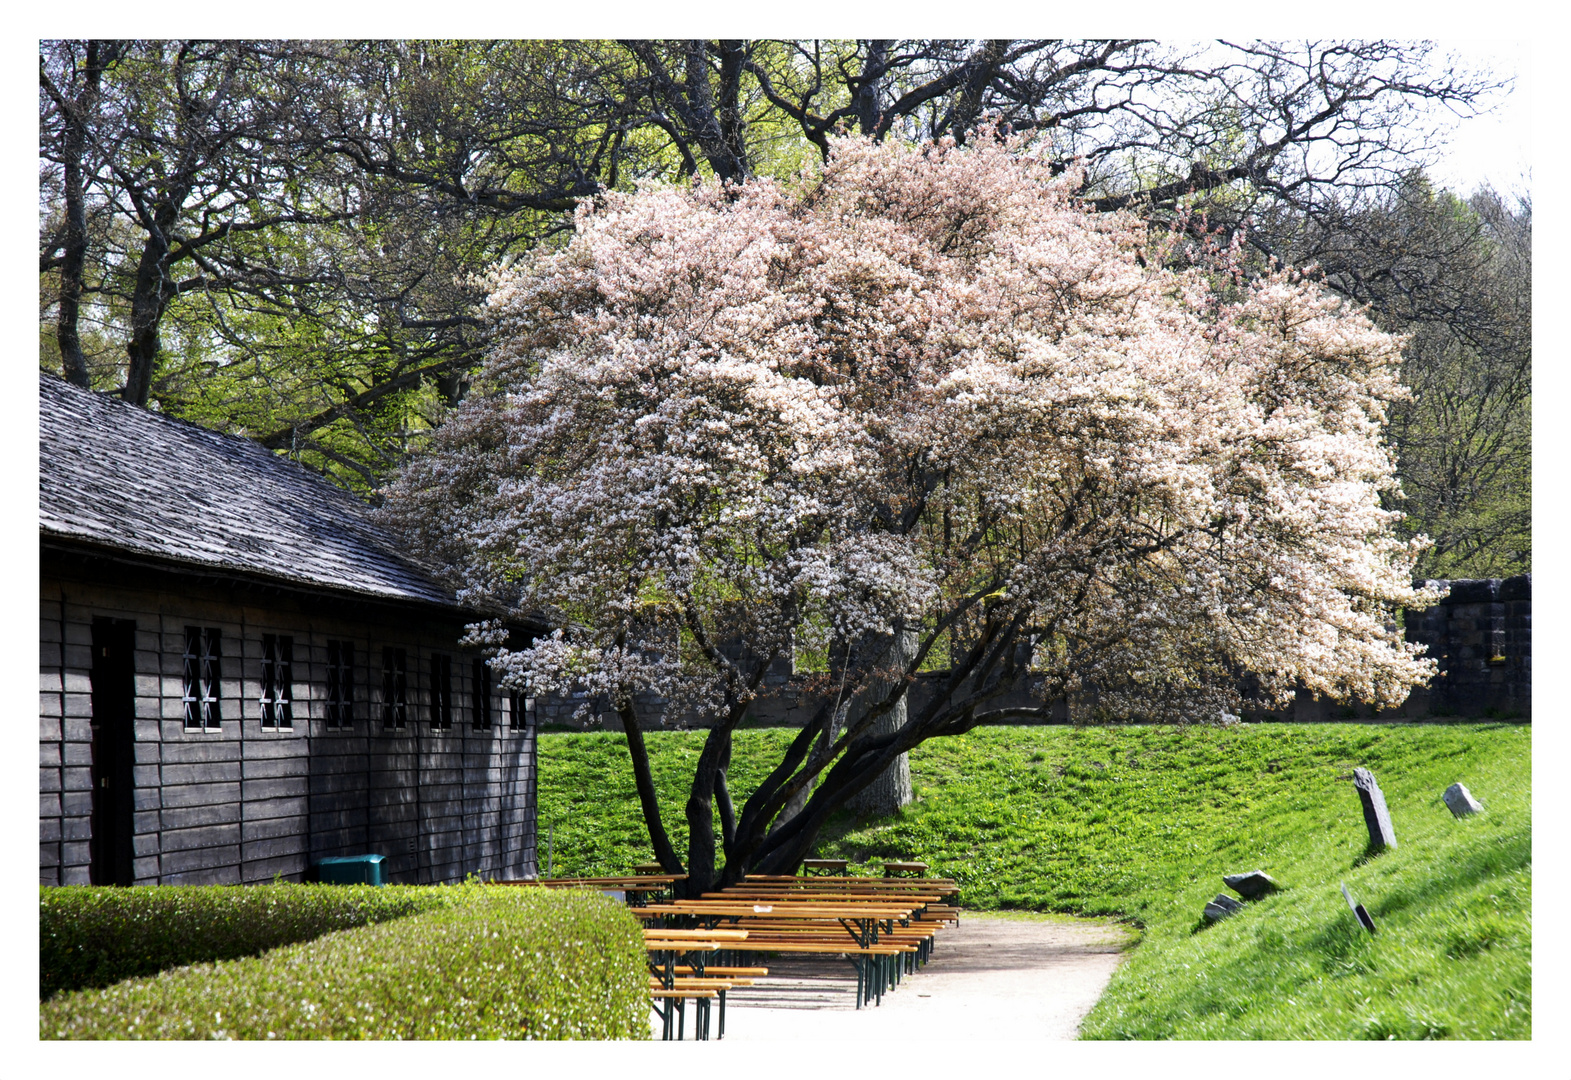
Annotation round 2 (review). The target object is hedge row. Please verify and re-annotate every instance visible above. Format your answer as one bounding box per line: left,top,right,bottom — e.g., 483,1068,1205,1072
40,886,650,1040
41,883,458,1000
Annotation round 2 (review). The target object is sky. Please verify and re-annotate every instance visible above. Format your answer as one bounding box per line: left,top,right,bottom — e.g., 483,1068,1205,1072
1425,40,1530,197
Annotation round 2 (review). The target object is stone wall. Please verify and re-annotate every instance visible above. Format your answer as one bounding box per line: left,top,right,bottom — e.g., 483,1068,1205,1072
1401,575,1531,718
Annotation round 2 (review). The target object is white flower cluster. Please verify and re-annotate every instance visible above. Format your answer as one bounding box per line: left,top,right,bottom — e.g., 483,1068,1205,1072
381,129,1437,726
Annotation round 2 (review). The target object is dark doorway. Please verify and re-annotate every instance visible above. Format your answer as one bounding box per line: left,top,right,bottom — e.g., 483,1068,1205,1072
90,617,137,886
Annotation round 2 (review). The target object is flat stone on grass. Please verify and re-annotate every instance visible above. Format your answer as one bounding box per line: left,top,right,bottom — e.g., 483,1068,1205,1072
1203,894,1244,923
1223,870,1281,899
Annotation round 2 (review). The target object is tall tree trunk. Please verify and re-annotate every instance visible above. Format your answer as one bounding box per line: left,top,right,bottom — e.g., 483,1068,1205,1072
852,40,893,136
845,628,917,817
778,697,847,823
617,703,684,876
45,40,116,389
122,237,173,406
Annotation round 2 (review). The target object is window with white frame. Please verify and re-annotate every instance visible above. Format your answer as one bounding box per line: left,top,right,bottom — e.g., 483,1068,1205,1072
382,646,408,730
431,653,453,730
182,626,222,730
472,657,492,731
326,640,354,729
260,634,294,730
508,687,531,731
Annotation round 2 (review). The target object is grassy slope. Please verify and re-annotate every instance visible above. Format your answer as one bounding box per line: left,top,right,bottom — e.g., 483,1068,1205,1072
537,722,1530,1039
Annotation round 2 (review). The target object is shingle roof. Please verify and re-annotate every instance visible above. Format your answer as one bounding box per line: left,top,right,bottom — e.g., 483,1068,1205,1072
39,373,462,609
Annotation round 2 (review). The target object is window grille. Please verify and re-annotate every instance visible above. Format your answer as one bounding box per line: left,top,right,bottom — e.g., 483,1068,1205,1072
382,646,408,730
472,658,492,731
260,634,294,730
508,688,531,731
431,653,453,729
326,640,354,729
182,627,222,730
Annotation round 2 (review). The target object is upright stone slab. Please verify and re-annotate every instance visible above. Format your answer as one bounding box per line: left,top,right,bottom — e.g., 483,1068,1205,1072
1443,782,1485,817
1340,882,1377,934
1352,767,1397,851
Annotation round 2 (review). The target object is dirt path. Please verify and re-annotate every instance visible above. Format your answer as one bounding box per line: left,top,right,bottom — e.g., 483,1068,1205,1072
656,913,1133,1042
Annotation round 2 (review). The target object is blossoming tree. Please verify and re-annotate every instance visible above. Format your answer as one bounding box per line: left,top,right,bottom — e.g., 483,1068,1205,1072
382,132,1438,892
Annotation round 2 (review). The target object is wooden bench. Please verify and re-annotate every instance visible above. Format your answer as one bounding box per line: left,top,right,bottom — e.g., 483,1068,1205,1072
649,987,718,1041
742,874,960,903
802,858,849,876
649,975,757,1039
643,927,751,941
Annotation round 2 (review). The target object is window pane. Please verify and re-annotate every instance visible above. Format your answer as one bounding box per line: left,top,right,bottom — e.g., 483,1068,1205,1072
473,658,491,731
201,628,222,729
183,627,201,729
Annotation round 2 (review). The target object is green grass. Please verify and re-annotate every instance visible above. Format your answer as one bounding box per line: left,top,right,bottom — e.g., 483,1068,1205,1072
537,721,1531,1039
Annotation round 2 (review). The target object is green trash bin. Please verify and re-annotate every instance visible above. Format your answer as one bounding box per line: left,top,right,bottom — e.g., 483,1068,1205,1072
316,854,386,886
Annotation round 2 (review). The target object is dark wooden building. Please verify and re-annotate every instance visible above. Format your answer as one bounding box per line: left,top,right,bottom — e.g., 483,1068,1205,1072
39,373,541,887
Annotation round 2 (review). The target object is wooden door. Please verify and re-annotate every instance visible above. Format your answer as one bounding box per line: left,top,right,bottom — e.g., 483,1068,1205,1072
89,617,137,886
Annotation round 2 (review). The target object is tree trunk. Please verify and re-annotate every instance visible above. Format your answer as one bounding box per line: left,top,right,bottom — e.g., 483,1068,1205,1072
778,697,846,824
122,238,174,406
616,703,684,876
45,40,115,389
55,83,93,388
845,628,917,817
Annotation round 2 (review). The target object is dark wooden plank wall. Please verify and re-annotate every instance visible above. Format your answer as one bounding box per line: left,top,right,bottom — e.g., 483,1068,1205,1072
40,574,537,886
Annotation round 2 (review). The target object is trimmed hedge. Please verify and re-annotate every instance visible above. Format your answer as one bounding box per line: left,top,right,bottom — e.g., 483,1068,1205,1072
40,886,650,1040
41,883,456,1000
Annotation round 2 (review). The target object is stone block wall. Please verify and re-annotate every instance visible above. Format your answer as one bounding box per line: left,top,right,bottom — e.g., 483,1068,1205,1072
1402,574,1531,718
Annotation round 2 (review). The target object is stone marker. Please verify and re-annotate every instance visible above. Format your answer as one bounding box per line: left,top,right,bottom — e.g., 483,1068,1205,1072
1352,767,1397,851
1340,882,1377,934
1223,870,1281,900
1203,893,1244,923
1443,782,1485,818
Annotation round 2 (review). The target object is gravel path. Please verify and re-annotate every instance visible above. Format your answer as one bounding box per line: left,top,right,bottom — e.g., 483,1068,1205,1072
654,913,1132,1042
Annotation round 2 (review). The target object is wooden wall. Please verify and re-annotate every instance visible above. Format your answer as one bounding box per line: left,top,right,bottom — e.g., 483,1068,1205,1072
40,548,538,886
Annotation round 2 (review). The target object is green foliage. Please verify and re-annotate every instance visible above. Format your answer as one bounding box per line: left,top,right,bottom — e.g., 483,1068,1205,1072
536,727,801,875
40,885,650,1040
39,882,453,1001
1300,174,1532,578
537,722,1530,1038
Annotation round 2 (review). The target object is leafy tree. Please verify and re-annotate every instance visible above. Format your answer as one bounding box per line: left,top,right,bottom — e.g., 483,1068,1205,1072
41,39,1506,494
1268,174,1531,577
382,134,1439,891
38,40,127,389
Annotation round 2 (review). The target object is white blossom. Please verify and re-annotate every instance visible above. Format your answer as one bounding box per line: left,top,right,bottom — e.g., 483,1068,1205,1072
382,130,1437,727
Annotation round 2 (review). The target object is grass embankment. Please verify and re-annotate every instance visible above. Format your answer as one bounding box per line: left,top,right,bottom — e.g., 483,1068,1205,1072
538,722,1531,1039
